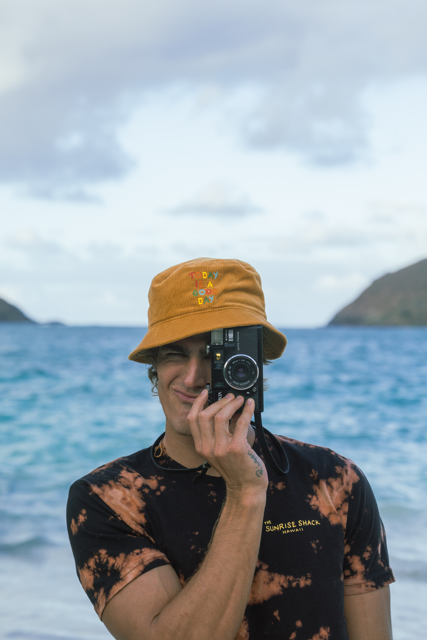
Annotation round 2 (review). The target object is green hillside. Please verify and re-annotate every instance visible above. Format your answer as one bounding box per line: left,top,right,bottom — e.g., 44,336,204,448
329,259,427,326
0,298,36,323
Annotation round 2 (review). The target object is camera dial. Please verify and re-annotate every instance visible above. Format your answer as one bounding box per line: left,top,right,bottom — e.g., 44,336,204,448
223,354,259,390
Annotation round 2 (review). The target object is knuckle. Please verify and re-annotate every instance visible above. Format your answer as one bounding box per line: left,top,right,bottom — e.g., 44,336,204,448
194,442,204,456
198,413,210,427
214,413,224,425
228,442,241,456
199,408,212,421
214,443,227,457
236,412,249,426
202,446,214,460
188,406,199,420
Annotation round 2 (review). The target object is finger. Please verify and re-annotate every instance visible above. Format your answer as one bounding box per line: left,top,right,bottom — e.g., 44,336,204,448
191,392,239,462
209,396,246,446
195,393,239,439
205,394,245,425
192,394,245,448
198,392,237,419
207,397,246,451
231,398,255,442
188,388,208,416
187,389,209,442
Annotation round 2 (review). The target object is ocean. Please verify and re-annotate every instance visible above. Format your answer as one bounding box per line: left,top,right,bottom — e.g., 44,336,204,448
0,325,426,640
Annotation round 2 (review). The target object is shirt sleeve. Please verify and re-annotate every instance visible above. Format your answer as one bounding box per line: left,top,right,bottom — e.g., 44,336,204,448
67,473,171,618
343,466,395,595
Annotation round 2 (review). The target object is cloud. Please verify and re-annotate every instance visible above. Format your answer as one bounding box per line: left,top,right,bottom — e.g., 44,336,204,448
313,272,367,293
0,232,162,323
166,182,262,217
1,0,427,196
270,224,372,256
368,200,427,223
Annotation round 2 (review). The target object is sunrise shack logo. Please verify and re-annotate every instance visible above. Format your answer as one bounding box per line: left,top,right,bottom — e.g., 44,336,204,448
264,518,321,535
189,270,219,305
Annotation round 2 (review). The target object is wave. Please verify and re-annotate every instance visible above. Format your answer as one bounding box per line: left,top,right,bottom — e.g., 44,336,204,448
381,504,427,518
0,368,57,383
0,536,57,555
391,558,427,583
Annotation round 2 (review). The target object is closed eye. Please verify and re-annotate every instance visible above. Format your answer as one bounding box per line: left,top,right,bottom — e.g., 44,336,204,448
161,351,187,359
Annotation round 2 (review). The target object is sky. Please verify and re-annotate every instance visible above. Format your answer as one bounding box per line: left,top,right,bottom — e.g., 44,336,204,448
1,0,427,327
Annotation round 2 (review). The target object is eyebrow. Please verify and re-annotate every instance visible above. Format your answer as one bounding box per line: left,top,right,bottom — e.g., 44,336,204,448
159,344,208,356
160,345,186,354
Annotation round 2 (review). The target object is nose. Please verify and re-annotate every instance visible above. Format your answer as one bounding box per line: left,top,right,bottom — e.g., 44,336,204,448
183,355,210,391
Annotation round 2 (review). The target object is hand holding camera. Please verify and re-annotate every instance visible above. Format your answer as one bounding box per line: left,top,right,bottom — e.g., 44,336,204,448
205,325,289,478
188,388,269,495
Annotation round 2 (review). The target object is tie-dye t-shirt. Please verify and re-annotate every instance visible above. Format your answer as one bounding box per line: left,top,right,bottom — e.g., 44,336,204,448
67,434,395,639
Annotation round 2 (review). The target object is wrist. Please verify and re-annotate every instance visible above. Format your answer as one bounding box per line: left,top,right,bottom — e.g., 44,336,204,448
225,485,267,508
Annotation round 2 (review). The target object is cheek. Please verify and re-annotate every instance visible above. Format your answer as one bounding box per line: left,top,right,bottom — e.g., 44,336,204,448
156,379,175,418
156,363,184,397
156,364,177,387
156,375,172,402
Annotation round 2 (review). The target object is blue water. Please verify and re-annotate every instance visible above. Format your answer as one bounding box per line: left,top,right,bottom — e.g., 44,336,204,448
0,325,426,639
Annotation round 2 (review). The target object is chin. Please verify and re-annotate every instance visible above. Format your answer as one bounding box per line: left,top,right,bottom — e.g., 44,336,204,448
168,421,193,437
165,407,193,435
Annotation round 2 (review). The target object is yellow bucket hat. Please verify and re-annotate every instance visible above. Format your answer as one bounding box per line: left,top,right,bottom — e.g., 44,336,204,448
128,257,287,363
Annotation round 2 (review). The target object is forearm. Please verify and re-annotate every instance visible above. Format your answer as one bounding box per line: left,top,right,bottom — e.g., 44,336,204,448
150,489,266,640
344,587,392,640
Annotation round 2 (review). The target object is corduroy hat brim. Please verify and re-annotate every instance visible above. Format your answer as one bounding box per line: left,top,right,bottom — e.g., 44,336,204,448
128,258,287,363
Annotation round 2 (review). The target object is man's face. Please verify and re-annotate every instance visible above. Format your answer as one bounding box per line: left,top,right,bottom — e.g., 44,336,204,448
156,332,211,436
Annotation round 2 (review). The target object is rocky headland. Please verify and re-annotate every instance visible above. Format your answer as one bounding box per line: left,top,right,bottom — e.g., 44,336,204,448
0,298,64,325
329,258,427,326
0,298,36,323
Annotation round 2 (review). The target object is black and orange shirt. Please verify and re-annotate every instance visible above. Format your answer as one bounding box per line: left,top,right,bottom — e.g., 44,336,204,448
67,435,395,639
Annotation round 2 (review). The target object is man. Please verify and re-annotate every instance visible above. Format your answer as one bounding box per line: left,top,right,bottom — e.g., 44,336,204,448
67,258,395,640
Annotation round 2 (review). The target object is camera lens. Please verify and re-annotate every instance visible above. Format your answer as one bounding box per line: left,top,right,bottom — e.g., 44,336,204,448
235,365,248,380
223,355,259,390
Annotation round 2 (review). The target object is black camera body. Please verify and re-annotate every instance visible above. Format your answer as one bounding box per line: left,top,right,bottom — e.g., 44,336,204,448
206,325,264,413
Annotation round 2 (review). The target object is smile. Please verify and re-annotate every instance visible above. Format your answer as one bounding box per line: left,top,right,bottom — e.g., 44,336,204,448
173,388,201,404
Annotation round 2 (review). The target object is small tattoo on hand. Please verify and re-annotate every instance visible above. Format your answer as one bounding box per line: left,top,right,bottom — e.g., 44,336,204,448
247,450,263,477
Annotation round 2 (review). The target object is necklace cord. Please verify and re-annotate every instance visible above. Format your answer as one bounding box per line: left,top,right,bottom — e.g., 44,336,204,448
153,441,166,458
150,433,210,482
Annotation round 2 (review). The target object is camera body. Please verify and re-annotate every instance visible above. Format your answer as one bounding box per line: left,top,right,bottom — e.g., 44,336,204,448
206,325,264,413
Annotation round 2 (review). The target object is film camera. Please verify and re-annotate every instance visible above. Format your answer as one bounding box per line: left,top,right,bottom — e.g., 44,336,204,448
206,325,263,413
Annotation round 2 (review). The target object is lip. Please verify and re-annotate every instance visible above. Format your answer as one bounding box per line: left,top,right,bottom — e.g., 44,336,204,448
173,388,201,404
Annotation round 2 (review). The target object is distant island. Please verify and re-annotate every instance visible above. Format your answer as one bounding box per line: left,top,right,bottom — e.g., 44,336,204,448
329,258,427,326
0,298,36,323
0,297,64,325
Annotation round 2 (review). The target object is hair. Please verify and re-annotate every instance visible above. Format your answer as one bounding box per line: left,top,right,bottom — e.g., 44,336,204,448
142,346,271,395
143,347,161,395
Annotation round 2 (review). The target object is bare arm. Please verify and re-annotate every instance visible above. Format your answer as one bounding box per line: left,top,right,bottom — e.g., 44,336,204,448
103,392,267,640
345,586,393,640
